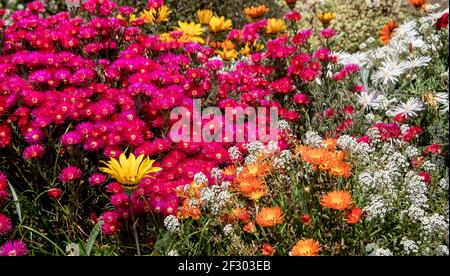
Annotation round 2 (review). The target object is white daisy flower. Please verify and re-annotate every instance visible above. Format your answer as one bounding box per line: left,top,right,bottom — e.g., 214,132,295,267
435,92,449,114
372,59,407,85
403,56,432,69
390,98,424,118
357,90,383,110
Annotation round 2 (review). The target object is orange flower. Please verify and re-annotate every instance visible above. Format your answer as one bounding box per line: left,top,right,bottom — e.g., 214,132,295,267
346,208,363,224
261,243,275,256
379,20,398,45
290,239,321,256
322,138,337,150
408,0,427,9
236,176,264,194
179,202,202,220
244,5,269,20
222,165,236,177
243,221,256,233
241,162,271,178
256,207,284,227
232,208,250,223
328,160,352,178
301,148,331,167
320,190,353,210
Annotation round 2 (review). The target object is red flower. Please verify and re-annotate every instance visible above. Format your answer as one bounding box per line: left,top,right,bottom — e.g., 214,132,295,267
300,213,311,225
436,12,449,30
418,171,432,184
423,144,441,155
343,105,355,115
261,243,275,256
47,188,63,199
346,208,362,224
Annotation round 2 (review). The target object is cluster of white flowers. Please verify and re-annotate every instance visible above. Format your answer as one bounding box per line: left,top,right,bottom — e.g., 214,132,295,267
277,120,292,132
302,131,323,147
370,248,393,256
200,182,231,215
228,146,242,161
167,250,179,256
223,224,234,237
337,8,449,119
272,150,292,169
194,172,208,185
434,245,449,256
400,238,420,255
350,122,449,255
246,141,265,154
210,167,223,185
164,215,181,233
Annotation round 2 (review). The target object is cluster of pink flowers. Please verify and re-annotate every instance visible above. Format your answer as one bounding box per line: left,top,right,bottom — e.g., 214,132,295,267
0,171,28,256
0,1,363,236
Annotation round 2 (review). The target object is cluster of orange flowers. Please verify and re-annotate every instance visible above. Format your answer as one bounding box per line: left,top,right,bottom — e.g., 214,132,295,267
295,139,352,178
176,181,206,220
230,162,272,201
320,190,362,224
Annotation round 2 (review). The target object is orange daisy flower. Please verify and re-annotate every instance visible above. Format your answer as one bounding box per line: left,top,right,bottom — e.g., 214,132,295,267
301,148,331,166
244,5,269,20
322,138,338,150
256,207,284,227
241,162,271,178
328,160,352,178
408,0,427,9
379,20,398,45
222,165,236,177
320,190,353,210
290,239,321,256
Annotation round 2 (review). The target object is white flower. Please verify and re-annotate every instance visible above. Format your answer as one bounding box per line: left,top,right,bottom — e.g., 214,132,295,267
357,90,383,110
303,131,323,147
390,98,424,118
403,56,432,69
167,250,179,256
434,92,449,114
372,59,407,85
164,215,181,233
370,248,393,256
400,238,419,255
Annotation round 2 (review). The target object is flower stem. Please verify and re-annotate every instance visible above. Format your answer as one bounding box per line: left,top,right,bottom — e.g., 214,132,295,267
130,206,141,256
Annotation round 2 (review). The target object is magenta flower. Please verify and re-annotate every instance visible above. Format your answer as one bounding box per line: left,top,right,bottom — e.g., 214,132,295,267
0,214,13,236
59,166,82,183
0,240,28,256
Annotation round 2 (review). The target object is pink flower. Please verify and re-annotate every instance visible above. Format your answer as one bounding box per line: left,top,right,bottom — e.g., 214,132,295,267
436,12,448,30
0,171,7,191
343,105,355,115
22,144,45,160
293,93,310,105
0,240,28,256
324,108,335,118
101,222,120,235
0,214,13,236
88,173,107,186
352,85,366,93
320,28,336,38
106,182,124,194
59,166,82,183
147,0,164,9
110,192,129,208
284,11,301,22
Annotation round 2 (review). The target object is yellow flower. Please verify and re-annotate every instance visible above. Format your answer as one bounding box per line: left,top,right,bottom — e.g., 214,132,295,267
240,42,264,55
100,153,162,190
244,5,269,20
197,9,213,25
140,6,171,25
156,5,171,24
140,9,155,24
117,14,138,23
209,16,233,33
174,21,205,44
317,12,336,25
266,18,286,34
216,48,238,61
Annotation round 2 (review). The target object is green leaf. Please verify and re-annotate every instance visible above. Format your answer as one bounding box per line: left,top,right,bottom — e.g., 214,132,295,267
85,220,104,256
